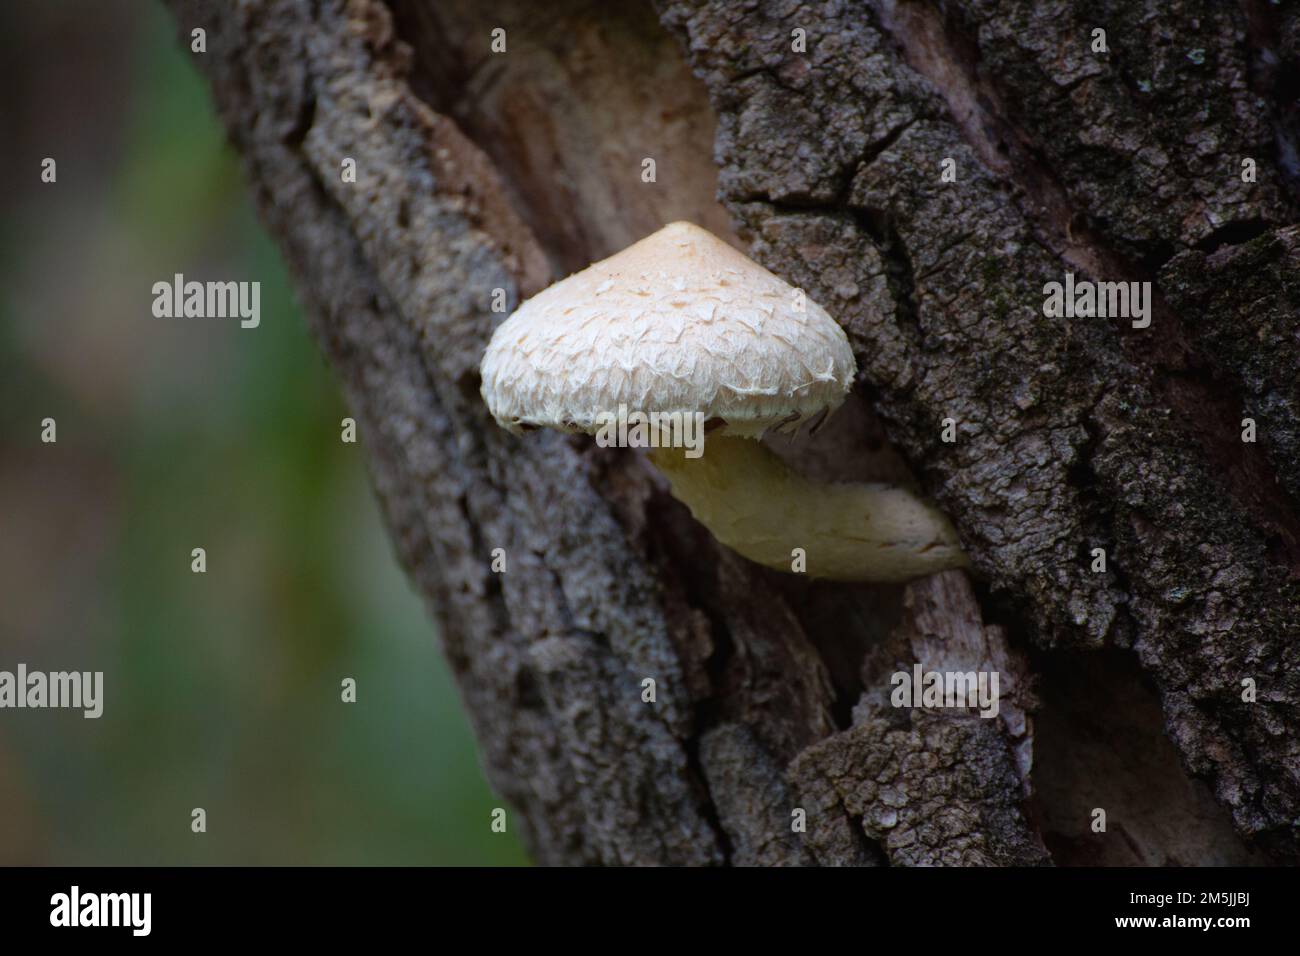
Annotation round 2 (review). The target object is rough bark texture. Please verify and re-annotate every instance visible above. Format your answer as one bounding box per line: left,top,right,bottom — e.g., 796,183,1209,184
166,0,1299,864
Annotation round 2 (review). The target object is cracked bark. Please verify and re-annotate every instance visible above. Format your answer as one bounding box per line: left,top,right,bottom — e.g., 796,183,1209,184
166,0,1298,864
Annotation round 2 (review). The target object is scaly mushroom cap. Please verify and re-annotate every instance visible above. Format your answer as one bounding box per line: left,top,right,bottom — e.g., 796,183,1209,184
479,221,857,437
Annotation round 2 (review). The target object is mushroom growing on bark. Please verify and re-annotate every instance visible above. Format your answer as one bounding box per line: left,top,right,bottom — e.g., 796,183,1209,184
479,221,967,582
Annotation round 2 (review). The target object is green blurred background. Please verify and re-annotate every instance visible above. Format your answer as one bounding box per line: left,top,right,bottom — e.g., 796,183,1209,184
0,1,526,865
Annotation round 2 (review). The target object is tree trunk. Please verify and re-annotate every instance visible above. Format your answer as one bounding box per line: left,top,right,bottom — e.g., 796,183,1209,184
165,0,1300,865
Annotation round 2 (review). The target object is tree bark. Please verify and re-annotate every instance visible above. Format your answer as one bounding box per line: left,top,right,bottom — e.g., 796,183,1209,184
165,0,1299,864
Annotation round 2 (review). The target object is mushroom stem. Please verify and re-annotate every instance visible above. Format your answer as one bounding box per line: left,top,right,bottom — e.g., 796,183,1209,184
648,435,968,582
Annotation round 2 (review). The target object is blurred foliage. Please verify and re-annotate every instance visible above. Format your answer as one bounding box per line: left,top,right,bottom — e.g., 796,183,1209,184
0,2,525,865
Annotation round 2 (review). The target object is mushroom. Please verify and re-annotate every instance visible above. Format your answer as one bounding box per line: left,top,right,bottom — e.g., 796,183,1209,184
479,221,967,582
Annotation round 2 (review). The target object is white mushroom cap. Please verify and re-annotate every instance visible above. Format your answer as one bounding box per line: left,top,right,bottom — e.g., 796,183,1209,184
480,221,857,438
